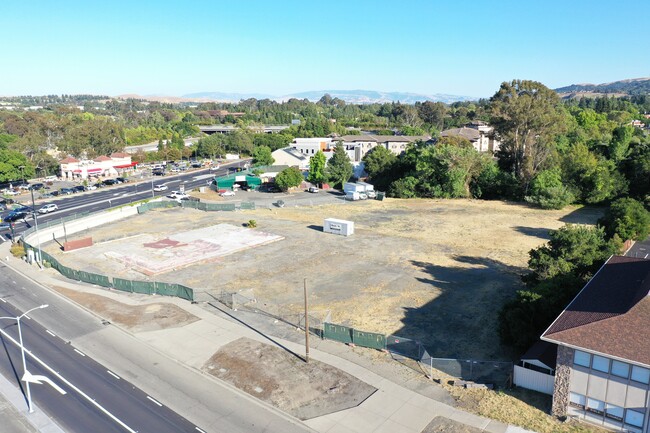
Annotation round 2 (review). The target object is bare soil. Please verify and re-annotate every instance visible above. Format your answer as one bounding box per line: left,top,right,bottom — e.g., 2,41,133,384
52,285,199,332
202,337,376,420
422,417,484,433
45,199,603,361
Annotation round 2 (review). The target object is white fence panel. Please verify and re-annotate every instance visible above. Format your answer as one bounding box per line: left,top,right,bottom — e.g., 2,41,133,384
513,365,554,395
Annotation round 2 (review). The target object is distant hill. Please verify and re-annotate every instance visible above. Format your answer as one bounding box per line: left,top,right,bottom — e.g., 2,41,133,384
555,77,650,97
180,89,476,104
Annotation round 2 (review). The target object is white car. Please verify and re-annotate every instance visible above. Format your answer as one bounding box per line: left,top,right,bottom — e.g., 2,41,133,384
153,184,168,192
220,190,236,197
209,165,221,171
38,204,58,214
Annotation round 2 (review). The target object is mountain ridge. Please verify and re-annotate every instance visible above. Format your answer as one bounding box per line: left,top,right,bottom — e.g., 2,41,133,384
554,77,650,96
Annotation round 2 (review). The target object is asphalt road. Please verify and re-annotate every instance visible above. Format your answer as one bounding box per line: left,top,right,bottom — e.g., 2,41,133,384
0,300,202,432
0,161,248,239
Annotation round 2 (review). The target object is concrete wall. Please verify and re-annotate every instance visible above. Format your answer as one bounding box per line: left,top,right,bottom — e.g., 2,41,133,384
24,204,141,248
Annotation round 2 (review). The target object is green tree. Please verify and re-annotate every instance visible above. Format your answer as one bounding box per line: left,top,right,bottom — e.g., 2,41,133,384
275,166,304,191
252,145,274,166
499,224,620,351
325,142,353,188
599,198,650,241
362,146,397,179
388,176,418,198
195,134,225,159
307,150,327,185
490,80,567,186
525,168,574,209
0,149,34,182
526,225,619,283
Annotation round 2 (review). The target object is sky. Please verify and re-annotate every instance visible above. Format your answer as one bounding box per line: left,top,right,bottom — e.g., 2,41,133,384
0,0,648,99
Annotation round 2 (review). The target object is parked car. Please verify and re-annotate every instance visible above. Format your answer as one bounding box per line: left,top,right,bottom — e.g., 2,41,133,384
38,204,58,214
40,191,59,198
116,177,128,183
308,187,319,193
85,184,97,191
73,185,86,193
12,205,33,213
3,211,28,222
365,190,376,199
102,179,117,186
60,187,75,195
152,169,165,176
3,189,20,196
153,184,168,192
28,183,45,191
220,190,236,197
44,175,58,182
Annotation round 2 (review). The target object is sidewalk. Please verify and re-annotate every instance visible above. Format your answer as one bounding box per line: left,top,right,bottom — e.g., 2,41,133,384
1,244,533,433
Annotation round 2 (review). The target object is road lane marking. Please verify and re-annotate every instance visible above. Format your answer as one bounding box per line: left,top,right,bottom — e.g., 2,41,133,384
46,330,56,337
146,396,162,407
0,327,137,433
0,298,6,303
195,428,206,433
73,348,86,357
24,315,31,320
107,370,121,380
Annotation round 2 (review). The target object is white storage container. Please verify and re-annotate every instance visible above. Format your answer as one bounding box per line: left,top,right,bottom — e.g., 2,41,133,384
324,218,354,236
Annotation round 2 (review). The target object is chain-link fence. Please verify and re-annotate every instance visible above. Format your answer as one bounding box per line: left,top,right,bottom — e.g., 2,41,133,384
421,355,513,388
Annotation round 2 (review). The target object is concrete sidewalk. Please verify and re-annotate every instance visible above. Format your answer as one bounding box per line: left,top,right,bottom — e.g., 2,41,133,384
0,244,533,433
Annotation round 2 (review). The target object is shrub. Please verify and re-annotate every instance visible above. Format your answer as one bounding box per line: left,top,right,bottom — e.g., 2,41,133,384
247,219,257,228
10,242,25,258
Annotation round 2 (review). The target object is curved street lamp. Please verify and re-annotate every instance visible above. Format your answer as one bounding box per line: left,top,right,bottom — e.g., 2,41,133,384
0,304,49,413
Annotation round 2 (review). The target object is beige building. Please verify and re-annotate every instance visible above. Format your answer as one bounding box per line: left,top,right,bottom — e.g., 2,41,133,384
542,256,650,432
440,121,500,153
335,135,429,163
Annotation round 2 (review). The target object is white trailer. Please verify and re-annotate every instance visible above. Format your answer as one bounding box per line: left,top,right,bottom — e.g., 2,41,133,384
343,182,365,194
324,218,354,236
345,191,360,201
355,181,374,192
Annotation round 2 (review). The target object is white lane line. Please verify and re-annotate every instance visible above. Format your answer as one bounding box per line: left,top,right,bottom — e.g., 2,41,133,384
73,348,86,357
24,315,31,320
107,370,121,380
0,328,136,433
46,330,56,337
0,298,6,303
195,427,206,433
146,396,162,407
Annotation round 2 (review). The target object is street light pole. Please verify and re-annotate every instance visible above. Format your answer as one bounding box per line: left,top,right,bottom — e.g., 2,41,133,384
29,188,42,265
0,304,49,413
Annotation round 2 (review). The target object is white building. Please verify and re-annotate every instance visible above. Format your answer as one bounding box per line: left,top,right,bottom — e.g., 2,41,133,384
59,153,136,180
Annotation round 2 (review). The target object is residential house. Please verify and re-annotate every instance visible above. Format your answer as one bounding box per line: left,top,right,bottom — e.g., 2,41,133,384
440,121,500,153
541,256,650,432
291,138,333,157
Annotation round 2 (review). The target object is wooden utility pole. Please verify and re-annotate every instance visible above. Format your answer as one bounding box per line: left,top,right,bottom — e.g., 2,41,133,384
304,278,309,363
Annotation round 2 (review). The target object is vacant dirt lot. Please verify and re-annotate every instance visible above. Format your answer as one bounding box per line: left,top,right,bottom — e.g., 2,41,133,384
45,198,602,361
203,337,376,420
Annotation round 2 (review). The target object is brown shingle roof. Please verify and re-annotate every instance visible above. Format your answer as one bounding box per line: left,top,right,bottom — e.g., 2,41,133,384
94,155,112,162
59,157,79,163
440,127,481,142
541,256,650,366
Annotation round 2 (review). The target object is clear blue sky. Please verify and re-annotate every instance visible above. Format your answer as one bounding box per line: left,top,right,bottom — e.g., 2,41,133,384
1,0,647,98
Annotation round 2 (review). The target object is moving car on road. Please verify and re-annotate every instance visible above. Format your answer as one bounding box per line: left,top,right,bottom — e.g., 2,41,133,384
153,184,168,192
38,204,59,214
3,211,28,222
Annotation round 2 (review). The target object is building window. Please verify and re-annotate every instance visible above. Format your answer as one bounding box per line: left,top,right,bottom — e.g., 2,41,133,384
605,403,624,422
625,409,645,428
611,360,630,378
631,365,650,384
574,350,591,368
592,355,610,373
569,392,585,409
586,398,605,416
